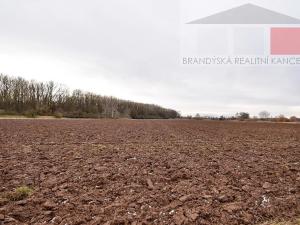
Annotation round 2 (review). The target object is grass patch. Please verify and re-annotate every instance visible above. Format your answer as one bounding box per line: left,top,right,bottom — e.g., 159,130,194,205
24,111,38,118
54,112,63,118
0,115,26,119
6,186,34,201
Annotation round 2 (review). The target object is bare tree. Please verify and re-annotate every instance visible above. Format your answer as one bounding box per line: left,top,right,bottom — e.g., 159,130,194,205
259,111,270,119
195,113,201,118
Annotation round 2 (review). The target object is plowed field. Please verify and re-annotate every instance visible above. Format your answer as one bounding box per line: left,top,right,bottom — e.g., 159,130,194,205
0,119,299,225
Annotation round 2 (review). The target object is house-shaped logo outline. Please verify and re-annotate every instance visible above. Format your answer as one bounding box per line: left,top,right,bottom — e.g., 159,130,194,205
187,3,300,25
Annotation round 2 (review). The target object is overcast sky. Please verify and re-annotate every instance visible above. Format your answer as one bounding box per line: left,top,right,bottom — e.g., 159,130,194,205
0,0,299,117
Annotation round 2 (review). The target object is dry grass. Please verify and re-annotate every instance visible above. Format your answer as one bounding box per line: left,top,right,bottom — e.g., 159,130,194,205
6,186,34,201
0,115,58,119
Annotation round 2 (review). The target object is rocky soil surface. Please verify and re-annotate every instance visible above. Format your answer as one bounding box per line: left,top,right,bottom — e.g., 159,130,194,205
0,119,299,224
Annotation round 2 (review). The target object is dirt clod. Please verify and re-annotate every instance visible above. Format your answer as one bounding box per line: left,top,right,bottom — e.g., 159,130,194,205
223,202,242,213
263,182,272,189
146,178,154,190
43,200,56,210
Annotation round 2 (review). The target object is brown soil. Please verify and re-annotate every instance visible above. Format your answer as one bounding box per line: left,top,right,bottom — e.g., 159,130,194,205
0,119,299,225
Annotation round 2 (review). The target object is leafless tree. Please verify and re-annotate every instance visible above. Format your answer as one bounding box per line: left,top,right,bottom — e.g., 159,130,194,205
259,110,270,119
0,74,180,119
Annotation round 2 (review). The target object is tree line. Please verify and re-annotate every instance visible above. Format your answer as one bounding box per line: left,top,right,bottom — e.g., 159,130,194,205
0,74,180,119
189,111,299,123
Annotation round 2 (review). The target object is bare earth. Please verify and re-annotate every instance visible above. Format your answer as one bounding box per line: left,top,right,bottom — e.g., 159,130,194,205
0,119,299,225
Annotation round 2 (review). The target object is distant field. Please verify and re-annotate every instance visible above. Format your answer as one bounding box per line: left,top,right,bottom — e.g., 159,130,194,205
0,119,299,225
